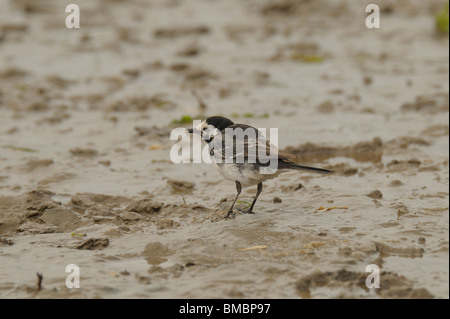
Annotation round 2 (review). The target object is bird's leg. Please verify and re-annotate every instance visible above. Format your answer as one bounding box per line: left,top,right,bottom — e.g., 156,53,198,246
226,181,242,218
242,182,262,214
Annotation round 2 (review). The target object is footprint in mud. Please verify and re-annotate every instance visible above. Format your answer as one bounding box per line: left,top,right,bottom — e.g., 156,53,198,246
141,242,173,265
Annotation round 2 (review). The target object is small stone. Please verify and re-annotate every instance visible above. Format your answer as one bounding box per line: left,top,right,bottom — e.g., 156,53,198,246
388,180,403,187
157,219,175,229
167,179,195,193
366,189,383,199
118,212,141,222
126,199,163,214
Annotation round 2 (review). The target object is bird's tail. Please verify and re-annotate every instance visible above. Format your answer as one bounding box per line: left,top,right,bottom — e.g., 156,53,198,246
279,160,333,174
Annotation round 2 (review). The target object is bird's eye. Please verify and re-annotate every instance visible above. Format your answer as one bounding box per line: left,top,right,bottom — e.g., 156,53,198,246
203,127,206,131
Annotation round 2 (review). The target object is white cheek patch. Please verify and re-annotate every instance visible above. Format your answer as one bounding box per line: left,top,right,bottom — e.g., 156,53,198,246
196,122,220,141
196,120,207,132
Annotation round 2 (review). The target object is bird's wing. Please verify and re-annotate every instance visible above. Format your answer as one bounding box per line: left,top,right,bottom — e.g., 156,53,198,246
210,124,295,164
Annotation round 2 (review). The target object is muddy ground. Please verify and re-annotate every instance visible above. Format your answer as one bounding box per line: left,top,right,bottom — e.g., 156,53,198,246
0,0,448,298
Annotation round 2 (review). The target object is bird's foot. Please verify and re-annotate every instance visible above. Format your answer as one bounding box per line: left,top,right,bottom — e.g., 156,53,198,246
225,210,236,219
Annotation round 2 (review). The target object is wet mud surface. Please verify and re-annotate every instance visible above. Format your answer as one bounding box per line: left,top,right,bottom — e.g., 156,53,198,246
0,0,448,298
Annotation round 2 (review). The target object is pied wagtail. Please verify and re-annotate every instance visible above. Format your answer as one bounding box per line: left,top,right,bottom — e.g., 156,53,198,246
187,116,332,218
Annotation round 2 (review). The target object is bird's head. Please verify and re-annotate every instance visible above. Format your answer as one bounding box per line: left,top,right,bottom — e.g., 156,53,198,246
187,116,234,142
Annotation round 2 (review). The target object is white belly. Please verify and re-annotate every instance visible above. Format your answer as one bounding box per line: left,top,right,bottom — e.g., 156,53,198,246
212,162,283,186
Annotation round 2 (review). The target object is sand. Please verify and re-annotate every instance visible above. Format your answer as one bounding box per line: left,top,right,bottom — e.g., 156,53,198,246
0,0,448,298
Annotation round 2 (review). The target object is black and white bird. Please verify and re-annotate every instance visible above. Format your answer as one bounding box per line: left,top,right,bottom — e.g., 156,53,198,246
187,116,332,218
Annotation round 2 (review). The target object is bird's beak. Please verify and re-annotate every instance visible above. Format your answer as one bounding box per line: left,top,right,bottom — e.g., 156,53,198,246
186,128,194,134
